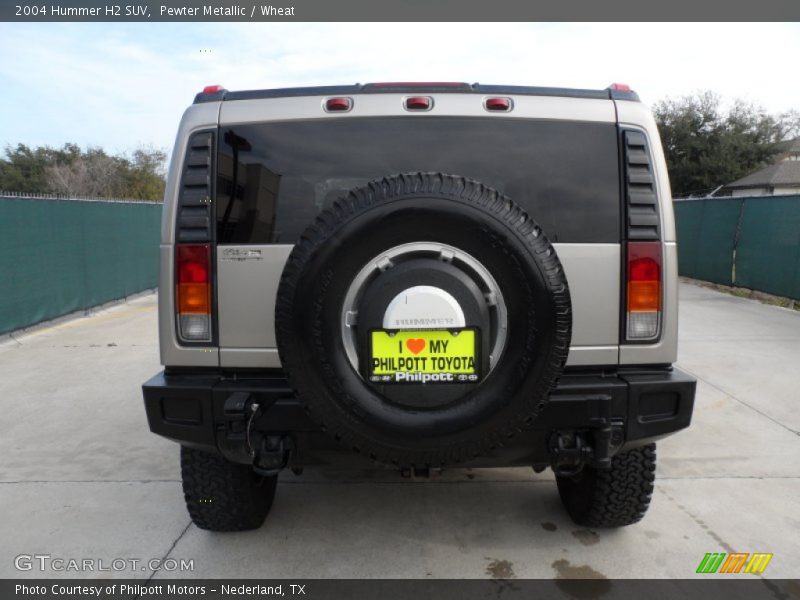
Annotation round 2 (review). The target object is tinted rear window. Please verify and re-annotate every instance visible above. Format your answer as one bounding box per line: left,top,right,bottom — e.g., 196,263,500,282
215,117,620,244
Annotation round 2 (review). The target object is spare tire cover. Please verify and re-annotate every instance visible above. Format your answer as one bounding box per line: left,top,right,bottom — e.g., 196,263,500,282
275,172,572,466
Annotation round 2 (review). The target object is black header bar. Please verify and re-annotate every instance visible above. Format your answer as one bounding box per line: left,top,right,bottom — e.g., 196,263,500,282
2,0,799,22
2,579,798,600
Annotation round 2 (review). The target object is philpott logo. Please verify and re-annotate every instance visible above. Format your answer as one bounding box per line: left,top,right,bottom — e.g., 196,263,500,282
696,552,773,574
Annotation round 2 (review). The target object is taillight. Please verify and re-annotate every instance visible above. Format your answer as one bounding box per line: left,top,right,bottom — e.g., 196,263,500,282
626,241,662,341
176,244,212,342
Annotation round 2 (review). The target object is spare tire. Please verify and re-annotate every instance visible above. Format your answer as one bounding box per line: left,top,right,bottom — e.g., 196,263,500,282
275,172,571,466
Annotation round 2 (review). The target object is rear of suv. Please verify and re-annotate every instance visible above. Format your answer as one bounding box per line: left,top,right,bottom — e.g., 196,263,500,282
143,82,696,532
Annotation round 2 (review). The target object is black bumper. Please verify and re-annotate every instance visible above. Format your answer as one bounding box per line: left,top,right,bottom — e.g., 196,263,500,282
142,366,695,469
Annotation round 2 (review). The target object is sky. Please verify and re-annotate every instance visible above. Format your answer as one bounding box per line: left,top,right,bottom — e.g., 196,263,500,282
1,22,799,157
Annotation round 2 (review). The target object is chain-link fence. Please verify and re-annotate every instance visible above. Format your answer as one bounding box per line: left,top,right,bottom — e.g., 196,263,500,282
0,190,162,203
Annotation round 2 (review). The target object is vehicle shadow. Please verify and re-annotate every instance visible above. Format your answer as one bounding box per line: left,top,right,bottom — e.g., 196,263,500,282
161,466,628,579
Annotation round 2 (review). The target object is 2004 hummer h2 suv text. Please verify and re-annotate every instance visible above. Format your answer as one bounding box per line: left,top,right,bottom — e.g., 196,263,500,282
143,82,696,532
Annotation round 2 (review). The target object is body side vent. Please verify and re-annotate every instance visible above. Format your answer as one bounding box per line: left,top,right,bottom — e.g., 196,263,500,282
623,130,660,241
177,130,214,243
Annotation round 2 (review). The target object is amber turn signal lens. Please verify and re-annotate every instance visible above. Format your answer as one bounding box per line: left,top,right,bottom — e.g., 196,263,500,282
627,280,661,312
177,282,210,314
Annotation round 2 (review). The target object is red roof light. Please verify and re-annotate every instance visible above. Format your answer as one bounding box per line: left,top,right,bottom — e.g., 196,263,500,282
202,85,225,94
324,97,353,112
404,96,432,111
485,97,512,112
609,83,632,92
367,82,469,89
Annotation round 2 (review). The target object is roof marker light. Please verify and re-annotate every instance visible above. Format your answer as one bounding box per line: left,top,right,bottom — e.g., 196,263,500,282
202,85,225,94
404,96,432,111
324,97,353,112
484,97,512,112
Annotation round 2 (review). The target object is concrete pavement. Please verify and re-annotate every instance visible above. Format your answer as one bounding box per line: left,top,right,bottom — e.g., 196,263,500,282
0,283,798,579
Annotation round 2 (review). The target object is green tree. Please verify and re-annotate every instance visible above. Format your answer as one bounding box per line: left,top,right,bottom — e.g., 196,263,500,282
0,143,167,200
654,92,800,197
118,146,168,200
0,143,81,193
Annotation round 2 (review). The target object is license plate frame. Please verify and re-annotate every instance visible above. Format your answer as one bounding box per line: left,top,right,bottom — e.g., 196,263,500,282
368,328,481,385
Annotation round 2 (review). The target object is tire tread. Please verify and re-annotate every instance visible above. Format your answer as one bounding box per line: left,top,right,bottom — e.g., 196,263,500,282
180,447,277,532
557,444,657,528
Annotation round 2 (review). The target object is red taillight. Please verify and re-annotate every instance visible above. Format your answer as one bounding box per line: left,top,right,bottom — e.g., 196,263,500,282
324,97,353,112
626,241,662,340
405,96,432,111
178,244,209,285
629,257,660,286
202,85,224,94
609,83,632,92
176,244,211,341
484,97,512,112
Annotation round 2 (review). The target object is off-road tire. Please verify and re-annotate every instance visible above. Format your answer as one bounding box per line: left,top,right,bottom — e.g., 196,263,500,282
276,172,572,467
556,443,656,527
180,446,278,532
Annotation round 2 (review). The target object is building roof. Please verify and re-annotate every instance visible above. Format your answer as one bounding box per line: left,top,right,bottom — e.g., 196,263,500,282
778,137,800,155
726,159,800,190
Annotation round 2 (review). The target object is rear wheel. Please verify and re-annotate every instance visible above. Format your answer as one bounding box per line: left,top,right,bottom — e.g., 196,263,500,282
180,446,278,532
555,444,656,527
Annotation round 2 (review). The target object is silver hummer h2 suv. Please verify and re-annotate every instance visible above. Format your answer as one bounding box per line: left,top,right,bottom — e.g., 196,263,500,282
143,82,696,532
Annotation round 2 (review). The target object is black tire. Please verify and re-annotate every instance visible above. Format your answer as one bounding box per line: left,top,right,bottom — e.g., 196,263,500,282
180,446,278,532
556,444,656,527
275,172,571,467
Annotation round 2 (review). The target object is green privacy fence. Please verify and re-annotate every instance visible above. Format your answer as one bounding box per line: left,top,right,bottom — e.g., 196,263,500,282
0,196,162,335
674,194,800,300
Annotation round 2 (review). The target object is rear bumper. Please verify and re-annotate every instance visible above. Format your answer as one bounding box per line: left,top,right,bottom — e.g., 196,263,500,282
142,366,695,468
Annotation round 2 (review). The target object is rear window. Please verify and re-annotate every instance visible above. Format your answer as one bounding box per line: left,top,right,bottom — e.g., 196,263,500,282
215,117,620,244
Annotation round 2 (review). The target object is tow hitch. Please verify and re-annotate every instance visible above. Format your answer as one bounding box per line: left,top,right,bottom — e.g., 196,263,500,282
220,391,293,474
252,434,293,476
549,420,624,476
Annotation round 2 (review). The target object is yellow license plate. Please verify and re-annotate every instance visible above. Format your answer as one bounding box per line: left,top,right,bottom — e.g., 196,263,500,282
369,329,479,384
